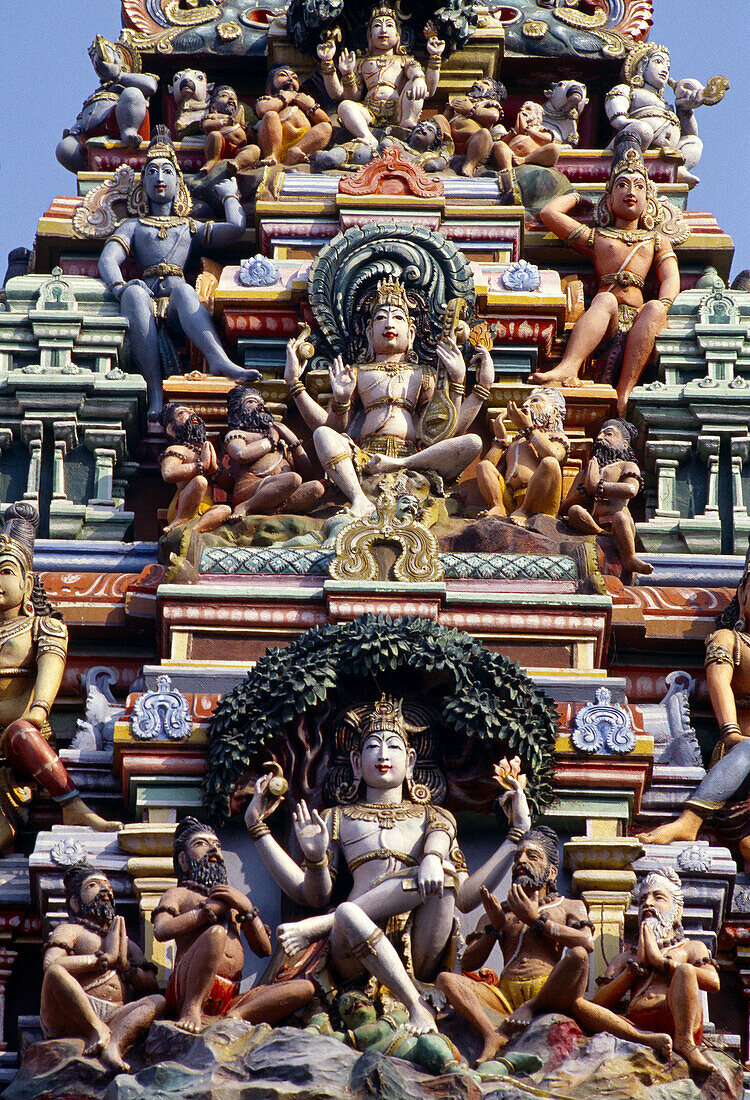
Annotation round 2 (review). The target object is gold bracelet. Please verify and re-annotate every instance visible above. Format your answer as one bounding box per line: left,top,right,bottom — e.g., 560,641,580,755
30,699,51,716
449,382,465,396
320,61,335,73
332,399,351,415
304,855,328,872
343,73,358,87
473,384,491,403
427,58,441,68
288,380,305,398
507,827,525,843
247,821,271,840
659,297,674,310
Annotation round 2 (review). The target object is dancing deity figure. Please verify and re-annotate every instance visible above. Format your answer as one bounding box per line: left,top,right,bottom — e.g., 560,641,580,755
255,65,333,166
41,863,163,1072
530,137,681,415
98,128,259,423
591,869,718,1071
56,37,157,174
245,696,532,1034
285,278,491,517
476,389,569,526
561,418,652,575
154,817,314,1033
0,504,120,849
317,7,444,155
605,43,727,188
640,561,750,862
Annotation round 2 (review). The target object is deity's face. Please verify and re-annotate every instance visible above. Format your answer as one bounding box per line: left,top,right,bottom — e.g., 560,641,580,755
410,121,440,151
144,157,180,210
368,14,399,52
608,171,648,223
351,730,415,793
369,304,414,357
640,50,670,91
0,556,31,617
516,101,543,130
511,840,551,892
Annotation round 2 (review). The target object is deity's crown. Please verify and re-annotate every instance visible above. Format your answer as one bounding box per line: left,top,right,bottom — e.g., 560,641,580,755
608,135,648,185
0,535,32,575
368,4,400,28
373,277,410,317
361,695,408,745
144,126,182,174
88,34,140,75
622,41,669,86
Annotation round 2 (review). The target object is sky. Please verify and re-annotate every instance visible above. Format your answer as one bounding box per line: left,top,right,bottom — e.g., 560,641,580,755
0,1,748,280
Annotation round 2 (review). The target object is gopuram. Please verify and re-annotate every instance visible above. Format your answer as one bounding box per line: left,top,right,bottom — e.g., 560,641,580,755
0,2,748,1098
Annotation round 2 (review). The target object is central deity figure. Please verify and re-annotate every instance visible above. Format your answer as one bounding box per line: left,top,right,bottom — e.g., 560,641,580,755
317,6,443,155
246,696,530,1034
285,278,489,516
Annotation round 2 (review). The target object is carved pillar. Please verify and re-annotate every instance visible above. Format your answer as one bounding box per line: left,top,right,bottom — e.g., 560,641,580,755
51,421,78,502
0,946,19,1050
697,434,721,520
646,440,691,519
20,420,43,505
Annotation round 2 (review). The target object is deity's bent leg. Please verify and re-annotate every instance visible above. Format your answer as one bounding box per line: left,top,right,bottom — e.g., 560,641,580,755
530,292,619,387
167,284,260,384
115,87,149,148
337,102,379,152
119,283,162,420
313,426,374,517
617,299,668,415
55,135,87,174
364,434,482,479
100,995,165,1072
409,891,458,981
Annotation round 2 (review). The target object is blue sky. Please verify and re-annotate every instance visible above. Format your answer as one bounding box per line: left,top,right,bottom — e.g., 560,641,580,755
0,1,747,280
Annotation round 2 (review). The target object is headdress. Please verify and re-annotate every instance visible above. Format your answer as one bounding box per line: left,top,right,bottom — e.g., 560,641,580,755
371,277,411,319
88,35,141,76
602,418,638,443
368,4,400,29
127,126,192,218
622,42,669,89
359,695,408,747
0,503,37,575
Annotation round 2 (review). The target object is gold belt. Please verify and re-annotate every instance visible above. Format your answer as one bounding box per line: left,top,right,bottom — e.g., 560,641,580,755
143,263,184,280
600,270,645,290
348,848,419,872
360,435,416,458
364,396,416,414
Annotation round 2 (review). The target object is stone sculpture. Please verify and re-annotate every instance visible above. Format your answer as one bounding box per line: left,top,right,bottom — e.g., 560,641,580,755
542,80,589,146
0,504,120,849
245,696,531,1035
378,119,453,172
640,561,750,861
591,868,719,1071
605,43,728,188
561,418,652,575
529,137,682,415
200,85,260,177
41,863,164,1072
56,37,158,173
157,404,231,535
285,278,489,517
475,389,569,525
98,129,260,422
316,6,444,156
169,69,212,138
436,79,509,181
215,386,324,518
255,65,333,167
494,101,561,172
153,817,315,1033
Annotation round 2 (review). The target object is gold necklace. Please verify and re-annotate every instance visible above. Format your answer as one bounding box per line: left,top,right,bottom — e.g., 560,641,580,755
0,617,32,652
362,358,415,377
139,215,190,240
597,227,657,245
343,802,425,827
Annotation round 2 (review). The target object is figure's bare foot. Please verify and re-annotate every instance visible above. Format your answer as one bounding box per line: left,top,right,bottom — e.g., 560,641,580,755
362,454,402,475
623,555,654,576
647,1033,673,1061
161,519,185,536
278,921,316,956
121,129,142,149
508,509,530,527
407,999,437,1034
637,811,701,846
528,366,582,388
476,1030,507,1065
674,1039,713,1072
100,1042,129,1074
460,160,479,178
507,1001,534,1030
479,505,508,519
345,497,376,519
285,147,309,166
84,1020,110,1057
259,155,279,166
175,1009,205,1034
208,362,263,383
62,796,122,832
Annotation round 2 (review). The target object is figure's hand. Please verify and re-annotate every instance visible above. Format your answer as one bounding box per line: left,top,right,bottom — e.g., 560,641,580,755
507,400,531,430
480,885,505,930
317,40,336,64
492,410,509,442
418,853,444,900
21,704,48,729
437,337,465,384
99,918,121,968
293,800,330,863
406,76,428,102
214,177,240,202
425,25,446,59
275,421,299,447
284,339,302,387
123,278,155,299
494,761,531,832
338,49,357,77
471,346,494,389
330,355,357,402
244,772,283,828
673,78,704,112
584,456,600,494
641,921,665,971
295,92,316,111
201,897,227,923
507,882,539,925
208,883,255,917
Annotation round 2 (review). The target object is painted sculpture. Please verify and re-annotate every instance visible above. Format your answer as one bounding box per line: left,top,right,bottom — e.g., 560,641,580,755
592,869,719,1071
98,129,260,422
436,79,509,181
158,404,231,535
0,504,120,849
475,389,569,525
255,65,333,167
378,118,453,173
200,85,260,177
640,561,750,862
285,279,489,517
542,80,589,146
169,69,212,139
56,37,157,173
153,817,315,1032
316,7,443,157
530,137,682,415
216,386,325,518
605,43,728,188
41,863,164,1072
495,101,561,172
245,696,532,1034
561,418,653,575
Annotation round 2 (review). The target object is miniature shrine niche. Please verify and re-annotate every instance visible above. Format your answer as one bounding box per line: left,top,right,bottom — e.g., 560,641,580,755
1,0,749,1096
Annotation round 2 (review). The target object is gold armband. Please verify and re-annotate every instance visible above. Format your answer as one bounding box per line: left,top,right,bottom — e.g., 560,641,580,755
472,384,491,403
288,380,305,399
247,821,271,841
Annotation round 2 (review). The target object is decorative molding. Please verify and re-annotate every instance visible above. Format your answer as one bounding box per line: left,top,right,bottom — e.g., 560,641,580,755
571,687,637,755
131,674,192,741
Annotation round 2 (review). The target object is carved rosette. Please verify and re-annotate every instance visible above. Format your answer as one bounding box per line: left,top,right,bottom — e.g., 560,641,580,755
131,674,192,741
571,687,636,755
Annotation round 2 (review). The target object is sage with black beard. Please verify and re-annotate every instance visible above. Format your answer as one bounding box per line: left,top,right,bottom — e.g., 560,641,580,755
40,862,164,1072
157,403,231,536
